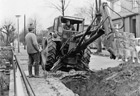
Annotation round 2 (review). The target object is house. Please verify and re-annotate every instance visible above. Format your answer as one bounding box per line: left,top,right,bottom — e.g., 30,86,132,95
107,0,140,37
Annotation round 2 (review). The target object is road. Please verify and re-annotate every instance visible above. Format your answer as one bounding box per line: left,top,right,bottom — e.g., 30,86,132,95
89,55,122,70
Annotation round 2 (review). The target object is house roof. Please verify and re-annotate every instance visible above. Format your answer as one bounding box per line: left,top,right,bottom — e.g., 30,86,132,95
107,0,119,2
107,0,139,20
112,12,139,20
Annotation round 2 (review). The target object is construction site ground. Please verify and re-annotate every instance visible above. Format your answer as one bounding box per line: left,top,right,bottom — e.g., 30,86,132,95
10,46,140,96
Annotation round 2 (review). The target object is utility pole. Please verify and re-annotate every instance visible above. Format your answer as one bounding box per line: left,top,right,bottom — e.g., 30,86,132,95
95,0,102,53
15,15,21,53
34,20,36,35
138,1,140,37
24,15,26,49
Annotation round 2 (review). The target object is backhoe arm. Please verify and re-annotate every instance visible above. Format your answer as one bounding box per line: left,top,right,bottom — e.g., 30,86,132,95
76,2,117,59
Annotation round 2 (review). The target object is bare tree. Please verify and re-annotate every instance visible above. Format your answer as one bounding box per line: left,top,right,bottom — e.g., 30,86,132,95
28,15,41,35
74,7,88,19
87,2,95,21
74,2,95,22
0,29,5,45
0,21,17,45
19,28,28,45
126,0,140,5
48,0,71,16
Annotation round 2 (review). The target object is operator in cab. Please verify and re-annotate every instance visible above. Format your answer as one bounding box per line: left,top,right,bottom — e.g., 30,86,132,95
63,20,75,31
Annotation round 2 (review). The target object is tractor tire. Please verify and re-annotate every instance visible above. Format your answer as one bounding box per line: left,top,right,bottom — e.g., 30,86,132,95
80,47,91,70
45,36,57,71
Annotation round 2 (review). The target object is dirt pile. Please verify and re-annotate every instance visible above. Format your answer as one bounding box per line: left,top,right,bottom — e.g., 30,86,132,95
61,61,140,96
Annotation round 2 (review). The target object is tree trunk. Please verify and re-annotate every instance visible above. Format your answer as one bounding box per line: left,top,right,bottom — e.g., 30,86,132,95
62,0,65,16
6,35,8,46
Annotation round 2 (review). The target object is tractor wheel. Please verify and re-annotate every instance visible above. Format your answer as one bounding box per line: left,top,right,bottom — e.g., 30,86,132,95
45,36,57,71
80,47,91,70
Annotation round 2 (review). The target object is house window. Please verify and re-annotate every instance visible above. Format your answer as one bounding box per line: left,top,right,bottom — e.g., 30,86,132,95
113,0,121,13
132,0,137,8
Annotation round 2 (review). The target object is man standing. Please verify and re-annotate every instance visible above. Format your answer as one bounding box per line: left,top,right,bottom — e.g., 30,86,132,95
25,23,40,78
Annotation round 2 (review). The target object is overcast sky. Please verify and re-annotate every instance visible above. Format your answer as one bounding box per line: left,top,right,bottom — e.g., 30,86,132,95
0,0,108,32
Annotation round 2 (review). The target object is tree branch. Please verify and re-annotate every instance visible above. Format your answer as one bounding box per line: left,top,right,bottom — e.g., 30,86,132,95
1,31,7,34
49,2,62,12
136,1,140,5
64,0,71,11
46,0,70,16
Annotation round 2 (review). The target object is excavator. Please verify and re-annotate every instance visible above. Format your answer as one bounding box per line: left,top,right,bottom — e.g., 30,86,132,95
41,0,129,72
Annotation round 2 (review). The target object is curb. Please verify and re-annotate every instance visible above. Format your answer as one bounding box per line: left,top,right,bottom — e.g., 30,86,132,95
91,52,110,57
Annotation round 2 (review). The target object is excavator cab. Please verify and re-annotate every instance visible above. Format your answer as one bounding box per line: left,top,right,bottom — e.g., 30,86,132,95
51,16,85,42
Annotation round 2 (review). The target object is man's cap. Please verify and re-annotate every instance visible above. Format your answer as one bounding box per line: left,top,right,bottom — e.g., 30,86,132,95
28,23,35,29
28,23,35,31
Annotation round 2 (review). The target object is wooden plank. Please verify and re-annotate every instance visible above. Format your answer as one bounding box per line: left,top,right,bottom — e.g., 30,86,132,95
9,70,14,96
16,68,25,96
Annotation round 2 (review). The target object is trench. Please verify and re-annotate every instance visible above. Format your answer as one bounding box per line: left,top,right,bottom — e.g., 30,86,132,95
61,61,140,96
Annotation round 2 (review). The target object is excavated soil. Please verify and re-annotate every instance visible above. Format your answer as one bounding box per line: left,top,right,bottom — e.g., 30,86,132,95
61,61,140,96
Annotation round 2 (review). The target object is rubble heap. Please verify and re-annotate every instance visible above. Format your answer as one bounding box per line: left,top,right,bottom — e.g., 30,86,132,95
61,61,140,96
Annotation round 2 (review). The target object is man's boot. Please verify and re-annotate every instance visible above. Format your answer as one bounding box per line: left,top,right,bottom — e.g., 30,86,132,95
28,65,33,78
34,65,39,78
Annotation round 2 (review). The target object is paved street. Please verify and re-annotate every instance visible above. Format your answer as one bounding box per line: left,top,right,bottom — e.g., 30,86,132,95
89,55,122,70
89,50,123,70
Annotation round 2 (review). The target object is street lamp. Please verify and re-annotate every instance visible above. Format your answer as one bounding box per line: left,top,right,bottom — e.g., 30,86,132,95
24,14,26,49
15,15,21,53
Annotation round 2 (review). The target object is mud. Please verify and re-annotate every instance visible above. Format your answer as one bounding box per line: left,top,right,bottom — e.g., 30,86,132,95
61,61,140,96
